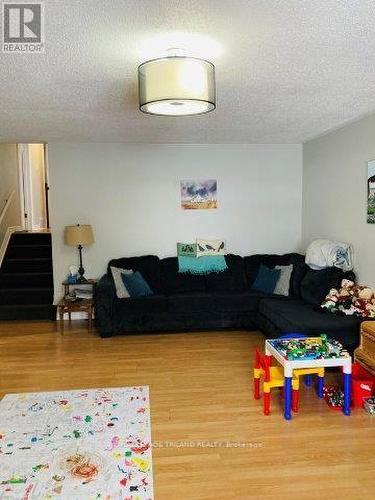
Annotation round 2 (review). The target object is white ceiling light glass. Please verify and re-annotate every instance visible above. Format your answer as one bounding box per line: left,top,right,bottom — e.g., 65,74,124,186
138,54,216,116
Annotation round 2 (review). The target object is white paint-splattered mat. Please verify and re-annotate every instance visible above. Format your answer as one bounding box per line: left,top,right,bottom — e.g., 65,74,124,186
0,386,153,499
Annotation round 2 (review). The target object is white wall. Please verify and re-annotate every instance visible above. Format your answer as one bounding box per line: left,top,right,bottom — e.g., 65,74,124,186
48,143,303,301
303,113,375,285
28,144,47,230
0,144,22,240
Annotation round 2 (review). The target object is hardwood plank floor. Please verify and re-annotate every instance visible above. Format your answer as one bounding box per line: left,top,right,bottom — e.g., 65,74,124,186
0,321,374,499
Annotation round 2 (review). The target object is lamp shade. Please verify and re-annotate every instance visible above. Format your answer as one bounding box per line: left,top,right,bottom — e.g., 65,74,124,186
64,225,94,246
138,56,216,116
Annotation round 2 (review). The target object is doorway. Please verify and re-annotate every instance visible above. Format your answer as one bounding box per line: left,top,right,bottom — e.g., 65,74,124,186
18,144,49,231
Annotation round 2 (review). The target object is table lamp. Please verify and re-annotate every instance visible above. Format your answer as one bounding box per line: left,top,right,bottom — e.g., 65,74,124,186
64,224,94,283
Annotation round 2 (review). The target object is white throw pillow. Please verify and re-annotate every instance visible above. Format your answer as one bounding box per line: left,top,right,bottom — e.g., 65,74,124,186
274,264,293,296
196,239,225,257
110,266,133,298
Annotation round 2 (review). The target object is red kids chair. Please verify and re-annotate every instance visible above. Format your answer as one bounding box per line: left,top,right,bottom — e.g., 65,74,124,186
254,348,300,415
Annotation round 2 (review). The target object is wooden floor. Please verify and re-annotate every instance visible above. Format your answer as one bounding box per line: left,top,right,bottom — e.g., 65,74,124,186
0,321,374,499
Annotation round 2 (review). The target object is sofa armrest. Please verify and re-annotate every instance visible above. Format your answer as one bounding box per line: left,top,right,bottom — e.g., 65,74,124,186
95,274,116,337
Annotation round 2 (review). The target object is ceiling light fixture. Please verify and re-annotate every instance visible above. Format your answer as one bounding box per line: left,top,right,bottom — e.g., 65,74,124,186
138,49,216,116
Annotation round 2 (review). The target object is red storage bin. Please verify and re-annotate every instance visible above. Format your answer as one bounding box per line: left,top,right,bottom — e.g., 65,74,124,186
352,362,375,408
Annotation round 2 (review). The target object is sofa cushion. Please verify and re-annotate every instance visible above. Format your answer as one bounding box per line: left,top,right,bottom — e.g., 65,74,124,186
244,253,305,297
252,264,281,294
110,266,131,298
300,267,344,306
205,254,247,292
177,242,197,257
274,264,293,296
290,262,308,298
196,238,225,257
244,253,303,284
122,271,153,297
168,293,214,313
213,291,263,312
108,256,162,293
113,294,167,316
161,257,206,294
259,298,361,334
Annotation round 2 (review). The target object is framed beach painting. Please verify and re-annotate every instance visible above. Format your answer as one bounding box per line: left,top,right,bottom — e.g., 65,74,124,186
180,179,218,210
367,160,375,223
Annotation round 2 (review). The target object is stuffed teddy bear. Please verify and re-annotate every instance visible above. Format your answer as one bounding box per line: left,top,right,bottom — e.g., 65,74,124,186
358,287,374,301
340,279,355,291
339,304,357,316
321,288,340,312
353,298,369,317
321,279,375,318
366,300,375,318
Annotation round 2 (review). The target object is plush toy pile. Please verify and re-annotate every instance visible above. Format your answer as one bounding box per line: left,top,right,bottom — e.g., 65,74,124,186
321,279,375,318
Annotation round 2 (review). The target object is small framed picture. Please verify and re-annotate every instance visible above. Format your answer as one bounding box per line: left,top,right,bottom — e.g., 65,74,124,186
367,160,375,223
180,179,218,210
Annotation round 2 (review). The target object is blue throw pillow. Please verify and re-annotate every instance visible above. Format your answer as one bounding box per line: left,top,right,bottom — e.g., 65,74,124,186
121,271,153,298
252,264,281,294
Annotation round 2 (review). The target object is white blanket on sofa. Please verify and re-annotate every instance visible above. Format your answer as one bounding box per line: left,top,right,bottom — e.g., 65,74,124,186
305,239,353,271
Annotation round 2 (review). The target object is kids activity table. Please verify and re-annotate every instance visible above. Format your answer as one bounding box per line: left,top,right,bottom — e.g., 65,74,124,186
265,338,352,420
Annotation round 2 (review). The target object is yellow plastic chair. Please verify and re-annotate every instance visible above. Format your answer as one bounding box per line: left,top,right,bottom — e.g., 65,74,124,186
254,349,300,415
293,367,325,398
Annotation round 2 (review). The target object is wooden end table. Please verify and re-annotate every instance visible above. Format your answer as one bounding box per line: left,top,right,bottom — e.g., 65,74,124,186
57,279,97,333
57,298,94,333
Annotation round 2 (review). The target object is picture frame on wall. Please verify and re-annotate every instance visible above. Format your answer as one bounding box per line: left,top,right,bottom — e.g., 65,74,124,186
180,179,218,210
367,160,375,224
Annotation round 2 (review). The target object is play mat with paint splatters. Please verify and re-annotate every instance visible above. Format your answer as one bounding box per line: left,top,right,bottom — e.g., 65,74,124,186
0,387,153,499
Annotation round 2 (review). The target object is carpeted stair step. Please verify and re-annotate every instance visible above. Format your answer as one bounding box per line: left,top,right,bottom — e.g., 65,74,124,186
0,304,56,321
10,232,51,245
0,288,54,305
0,272,53,289
1,258,53,274
5,244,52,259
0,232,54,321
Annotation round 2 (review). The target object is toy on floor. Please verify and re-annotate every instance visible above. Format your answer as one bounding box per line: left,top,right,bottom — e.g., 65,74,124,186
363,397,375,415
323,385,344,410
253,348,300,415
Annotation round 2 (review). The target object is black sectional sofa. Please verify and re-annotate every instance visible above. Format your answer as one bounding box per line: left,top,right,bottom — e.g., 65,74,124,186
95,253,362,350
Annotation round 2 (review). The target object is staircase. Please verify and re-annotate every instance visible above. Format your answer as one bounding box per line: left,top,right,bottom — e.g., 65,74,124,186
0,232,55,320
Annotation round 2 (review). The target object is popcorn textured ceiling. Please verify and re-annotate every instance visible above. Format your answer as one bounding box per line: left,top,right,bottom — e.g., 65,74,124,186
1,0,375,143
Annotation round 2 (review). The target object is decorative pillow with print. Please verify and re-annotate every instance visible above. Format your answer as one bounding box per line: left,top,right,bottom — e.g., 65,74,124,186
196,239,225,257
177,242,197,257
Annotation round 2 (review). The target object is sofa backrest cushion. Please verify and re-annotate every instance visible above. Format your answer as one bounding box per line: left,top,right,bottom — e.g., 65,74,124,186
161,257,206,294
205,254,248,292
107,255,163,294
252,264,281,293
288,255,308,298
300,267,353,307
244,253,305,297
289,262,308,298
